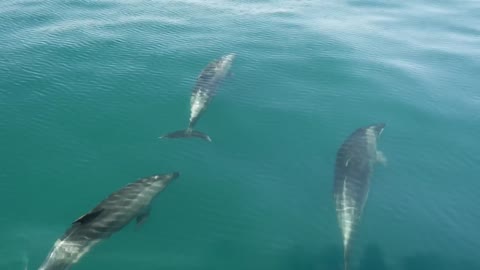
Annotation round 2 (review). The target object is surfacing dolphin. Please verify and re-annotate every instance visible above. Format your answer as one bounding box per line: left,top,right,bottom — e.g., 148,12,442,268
38,171,180,270
160,53,236,142
333,123,386,270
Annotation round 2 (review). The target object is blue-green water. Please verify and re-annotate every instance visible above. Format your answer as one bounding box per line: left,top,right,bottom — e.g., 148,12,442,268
1,0,479,269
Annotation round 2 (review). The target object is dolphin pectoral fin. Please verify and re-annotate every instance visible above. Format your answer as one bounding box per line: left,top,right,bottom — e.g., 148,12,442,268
72,209,104,225
135,208,151,230
376,150,387,166
160,129,211,142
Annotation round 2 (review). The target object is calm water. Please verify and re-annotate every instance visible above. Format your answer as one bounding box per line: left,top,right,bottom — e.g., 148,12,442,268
1,0,479,269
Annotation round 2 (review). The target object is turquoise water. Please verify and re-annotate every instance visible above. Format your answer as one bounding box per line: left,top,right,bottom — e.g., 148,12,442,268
1,0,479,269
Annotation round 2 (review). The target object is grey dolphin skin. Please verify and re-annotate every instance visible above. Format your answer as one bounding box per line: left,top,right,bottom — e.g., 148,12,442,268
160,53,236,142
333,123,386,270
38,171,180,270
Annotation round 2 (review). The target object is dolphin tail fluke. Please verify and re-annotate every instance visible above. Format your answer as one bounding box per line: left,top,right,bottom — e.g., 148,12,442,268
159,129,212,142
344,249,348,270
343,243,350,270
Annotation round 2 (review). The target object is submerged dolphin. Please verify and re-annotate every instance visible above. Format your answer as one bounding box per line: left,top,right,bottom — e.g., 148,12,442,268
160,53,236,142
333,123,386,270
38,171,180,270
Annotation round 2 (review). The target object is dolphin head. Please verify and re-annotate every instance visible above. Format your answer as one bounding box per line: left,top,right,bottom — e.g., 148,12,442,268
141,172,180,190
373,123,386,137
217,53,236,72
222,53,236,62
362,123,385,142
363,123,386,160
155,172,180,183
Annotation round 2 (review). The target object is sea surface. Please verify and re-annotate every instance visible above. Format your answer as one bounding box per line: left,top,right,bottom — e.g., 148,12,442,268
1,0,479,269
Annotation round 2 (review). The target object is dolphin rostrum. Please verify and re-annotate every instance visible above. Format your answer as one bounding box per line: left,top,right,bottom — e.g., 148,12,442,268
38,171,180,270
333,123,386,270
160,53,236,142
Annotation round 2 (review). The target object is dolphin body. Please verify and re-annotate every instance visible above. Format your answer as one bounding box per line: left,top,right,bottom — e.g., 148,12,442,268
38,172,180,270
161,53,236,142
333,123,386,270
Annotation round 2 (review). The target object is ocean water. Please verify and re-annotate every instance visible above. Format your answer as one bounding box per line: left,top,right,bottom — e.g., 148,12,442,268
1,0,479,269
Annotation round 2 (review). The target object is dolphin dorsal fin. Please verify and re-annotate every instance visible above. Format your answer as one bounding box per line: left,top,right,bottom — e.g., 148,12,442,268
135,207,151,230
72,209,104,225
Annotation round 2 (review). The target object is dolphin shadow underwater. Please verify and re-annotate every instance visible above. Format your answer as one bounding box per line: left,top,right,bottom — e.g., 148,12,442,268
333,123,387,270
37,172,179,270
160,53,236,142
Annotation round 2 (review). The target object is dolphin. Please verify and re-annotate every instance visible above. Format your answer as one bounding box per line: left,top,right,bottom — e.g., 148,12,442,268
333,123,386,270
160,53,236,142
38,171,180,270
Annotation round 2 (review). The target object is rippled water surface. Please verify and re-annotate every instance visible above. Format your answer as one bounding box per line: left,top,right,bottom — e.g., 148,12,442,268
1,0,479,269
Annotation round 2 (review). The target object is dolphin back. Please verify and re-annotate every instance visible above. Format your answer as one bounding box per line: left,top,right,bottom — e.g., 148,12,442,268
38,172,180,270
333,123,386,270
160,129,211,142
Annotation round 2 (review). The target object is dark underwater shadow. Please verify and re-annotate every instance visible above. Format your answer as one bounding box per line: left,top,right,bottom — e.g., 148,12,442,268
402,253,479,270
